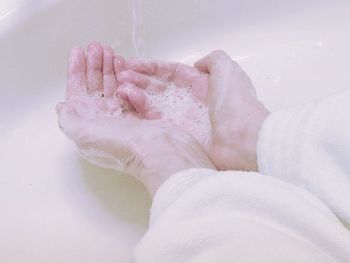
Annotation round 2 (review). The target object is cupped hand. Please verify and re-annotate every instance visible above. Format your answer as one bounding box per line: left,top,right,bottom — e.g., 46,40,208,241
126,51,269,171
116,58,211,145
56,43,214,196
195,50,270,171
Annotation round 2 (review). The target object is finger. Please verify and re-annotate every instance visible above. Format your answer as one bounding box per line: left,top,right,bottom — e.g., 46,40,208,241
117,83,160,119
194,50,232,73
117,83,132,104
117,70,150,89
128,59,178,81
67,47,87,97
102,46,118,97
195,50,253,97
153,61,177,80
87,42,103,93
114,55,126,75
128,88,161,119
193,56,210,73
190,74,209,104
172,63,200,87
126,58,157,75
127,87,147,115
106,99,122,112
194,50,250,128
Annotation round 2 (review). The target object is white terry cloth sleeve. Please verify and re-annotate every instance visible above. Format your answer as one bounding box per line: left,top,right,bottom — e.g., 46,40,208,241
257,88,350,225
134,169,350,263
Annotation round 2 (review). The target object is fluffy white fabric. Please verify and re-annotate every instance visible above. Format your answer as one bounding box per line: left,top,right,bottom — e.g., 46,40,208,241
134,89,350,262
257,88,350,224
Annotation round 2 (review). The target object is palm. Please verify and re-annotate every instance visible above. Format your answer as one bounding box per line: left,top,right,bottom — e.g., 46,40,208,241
56,43,179,174
118,58,211,145
56,43,212,195
125,52,270,172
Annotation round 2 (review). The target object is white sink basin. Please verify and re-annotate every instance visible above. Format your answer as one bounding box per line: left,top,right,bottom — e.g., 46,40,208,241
1,0,349,262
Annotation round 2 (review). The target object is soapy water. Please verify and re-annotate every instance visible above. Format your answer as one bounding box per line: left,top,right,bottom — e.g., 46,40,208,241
64,81,211,172
67,79,211,145
145,79,211,144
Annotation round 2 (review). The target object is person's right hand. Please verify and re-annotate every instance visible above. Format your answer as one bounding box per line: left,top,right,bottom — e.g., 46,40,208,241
126,51,269,172
194,51,270,171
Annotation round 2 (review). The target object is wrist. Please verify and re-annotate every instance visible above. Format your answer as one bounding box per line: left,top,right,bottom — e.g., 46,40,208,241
207,107,269,171
244,108,270,171
142,155,214,197
133,133,215,197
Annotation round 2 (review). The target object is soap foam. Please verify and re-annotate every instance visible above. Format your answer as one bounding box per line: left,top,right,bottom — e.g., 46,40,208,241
68,79,211,145
145,81,211,144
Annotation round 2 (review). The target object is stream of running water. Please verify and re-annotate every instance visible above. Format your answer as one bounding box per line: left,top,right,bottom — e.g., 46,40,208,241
132,0,144,57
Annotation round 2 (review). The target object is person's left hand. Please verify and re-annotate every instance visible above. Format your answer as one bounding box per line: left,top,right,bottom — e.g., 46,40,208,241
56,43,214,196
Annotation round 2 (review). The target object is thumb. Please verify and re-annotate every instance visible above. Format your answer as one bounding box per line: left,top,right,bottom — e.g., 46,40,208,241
56,102,83,139
194,50,257,129
194,50,233,74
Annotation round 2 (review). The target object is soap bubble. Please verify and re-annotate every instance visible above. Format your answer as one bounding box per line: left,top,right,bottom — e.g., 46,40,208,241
145,80,211,143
